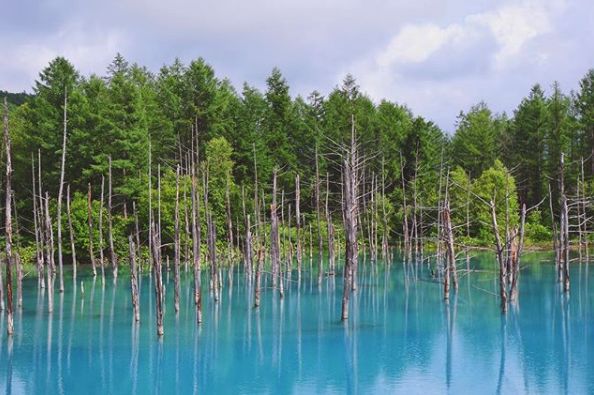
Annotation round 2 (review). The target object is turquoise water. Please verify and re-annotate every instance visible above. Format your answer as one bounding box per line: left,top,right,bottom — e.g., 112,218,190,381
0,253,593,394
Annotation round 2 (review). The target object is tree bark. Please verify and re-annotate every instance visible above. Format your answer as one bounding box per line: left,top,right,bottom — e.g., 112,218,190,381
67,184,77,280
3,97,14,334
129,235,140,322
174,165,181,313
87,183,97,276
56,90,68,293
108,156,117,278
270,168,281,296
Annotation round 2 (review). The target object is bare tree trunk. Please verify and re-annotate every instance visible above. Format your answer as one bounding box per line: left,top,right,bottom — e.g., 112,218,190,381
203,164,219,302
442,200,456,300
191,144,202,324
133,201,141,271
560,153,570,292
184,154,190,273
490,201,507,313
254,246,263,308
3,97,14,334
56,90,68,293
315,146,323,285
270,168,281,296
326,173,335,274
174,165,181,313
295,174,302,281
548,183,560,282
108,156,118,278
32,154,44,288
10,186,23,309
510,204,526,302
99,176,105,281
148,140,153,271
580,158,589,263
381,157,389,262
44,192,54,313
67,184,77,280
242,186,253,276
400,152,410,261
151,223,164,336
87,183,97,276
226,177,234,266
341,115,359,321
129,235,140,322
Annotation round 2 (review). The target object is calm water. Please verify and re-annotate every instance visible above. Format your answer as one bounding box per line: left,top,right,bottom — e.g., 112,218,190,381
0,253,593,394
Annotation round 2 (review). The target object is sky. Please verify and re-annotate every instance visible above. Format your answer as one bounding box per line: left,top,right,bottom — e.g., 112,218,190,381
1,0,593,131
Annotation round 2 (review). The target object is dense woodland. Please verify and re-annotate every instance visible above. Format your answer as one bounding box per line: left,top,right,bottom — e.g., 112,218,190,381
0,55,593,329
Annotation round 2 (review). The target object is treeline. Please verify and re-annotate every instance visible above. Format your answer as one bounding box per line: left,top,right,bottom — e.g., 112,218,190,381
2,55,594,267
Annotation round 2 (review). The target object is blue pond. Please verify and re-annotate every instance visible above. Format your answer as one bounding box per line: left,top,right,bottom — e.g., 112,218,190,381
0,253,593,394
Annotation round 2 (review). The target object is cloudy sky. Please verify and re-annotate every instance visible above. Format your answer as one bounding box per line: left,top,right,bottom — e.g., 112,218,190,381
1,0,592,131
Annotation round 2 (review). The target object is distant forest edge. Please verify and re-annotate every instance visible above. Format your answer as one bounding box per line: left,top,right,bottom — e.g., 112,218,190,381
1,54,594,272
1,90,33,107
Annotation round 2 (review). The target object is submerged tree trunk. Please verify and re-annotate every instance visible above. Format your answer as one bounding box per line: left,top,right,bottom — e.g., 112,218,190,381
32,155,44,288
108,156,118,278
129,235,140,322
44,192,54,313
151,223,164,336
66,184,77,280
342,116,359,321
191,131,202,324
559,153,570,292
4,97,14,334
295,174,302,281
270,168,281,296
99,176,106,280
56,90,68,293
315,146,323,285
174,165,181,313
326,173,335,274
87,183,97,276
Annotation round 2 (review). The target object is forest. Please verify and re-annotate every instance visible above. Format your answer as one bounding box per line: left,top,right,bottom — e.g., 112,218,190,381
1,54,594,331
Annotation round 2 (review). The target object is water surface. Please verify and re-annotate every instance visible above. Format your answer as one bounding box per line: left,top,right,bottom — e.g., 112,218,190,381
0,253,592,394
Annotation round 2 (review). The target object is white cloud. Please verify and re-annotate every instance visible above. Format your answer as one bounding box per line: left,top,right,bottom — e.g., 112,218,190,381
0,23,126,91
346,0,576,131
376,24,466,66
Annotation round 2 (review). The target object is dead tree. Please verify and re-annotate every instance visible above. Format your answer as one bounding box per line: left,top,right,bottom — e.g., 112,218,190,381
183,155,190,272
226,178,234,265
129,235,140,322
108,156,118,278
270,168,282,296
174,165,181,313
326,173,336,274
151,223,164,336
44,192,54,313
3,97,14,334
66,184,77,280
295,174,302,280
341,115,359,321
441,199,457,300
242,186,253,276
203,163,218,302
12,190,23,309
191,130,202,323
133,201,141,270
559,154,570,292
87,183,97,276
381,157,389,262
99,176,105,280
56,90,68,293
400,152,411,261
315,146,324,285
32,155,44,287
